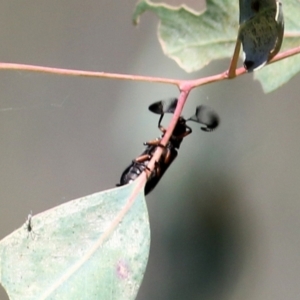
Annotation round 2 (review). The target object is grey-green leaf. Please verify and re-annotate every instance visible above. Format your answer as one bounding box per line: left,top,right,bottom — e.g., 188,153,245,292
0,182,150,300
255,0,300,93
133,0,239,73
133,0,300,93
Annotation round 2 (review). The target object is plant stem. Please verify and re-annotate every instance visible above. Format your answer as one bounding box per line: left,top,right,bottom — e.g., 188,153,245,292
1,44,300,194
0,45,299,90
146,90,190,174
0,63,181,87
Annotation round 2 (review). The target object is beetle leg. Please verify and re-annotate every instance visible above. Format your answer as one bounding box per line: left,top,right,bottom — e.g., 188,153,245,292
158,125,167,134
144,165,152,179
153,161,161,177
144,160,161,179
143,159,162,180
157,113,168,134
157,143,166,149
163,148,171,164
144,139,161,146
144,140,167,149
133,154,156,179
134,154,151,163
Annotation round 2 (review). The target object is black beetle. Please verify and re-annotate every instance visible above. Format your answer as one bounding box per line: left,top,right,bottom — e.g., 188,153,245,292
117,98,219,195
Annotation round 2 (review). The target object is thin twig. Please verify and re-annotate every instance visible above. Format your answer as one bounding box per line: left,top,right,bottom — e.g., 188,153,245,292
1,45,300,195
227,39,241,78
0,45,299,91
268,45,300,64
0,63,181,87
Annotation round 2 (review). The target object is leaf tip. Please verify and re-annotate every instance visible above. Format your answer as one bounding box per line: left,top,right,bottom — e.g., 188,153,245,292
132,0,150,26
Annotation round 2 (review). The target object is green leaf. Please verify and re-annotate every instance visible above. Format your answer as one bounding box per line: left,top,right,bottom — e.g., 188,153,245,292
133,0,300,92
0,182,150,300
255,0,300,93
133,0,239,73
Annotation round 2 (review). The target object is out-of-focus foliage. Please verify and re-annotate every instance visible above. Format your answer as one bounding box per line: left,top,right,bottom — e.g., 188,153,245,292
133,0,300,93
0,182,150,300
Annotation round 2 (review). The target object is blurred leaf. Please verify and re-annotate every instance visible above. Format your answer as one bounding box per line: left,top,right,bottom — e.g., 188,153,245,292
238,0,284,72
133,0,239,73
0,182,150,300
133,0,300,92
255,0,300,92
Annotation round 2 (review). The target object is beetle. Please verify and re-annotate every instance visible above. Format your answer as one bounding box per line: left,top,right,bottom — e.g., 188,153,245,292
117,98,219,195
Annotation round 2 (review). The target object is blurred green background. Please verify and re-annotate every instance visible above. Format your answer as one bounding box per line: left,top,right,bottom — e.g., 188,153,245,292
1,1,300,299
